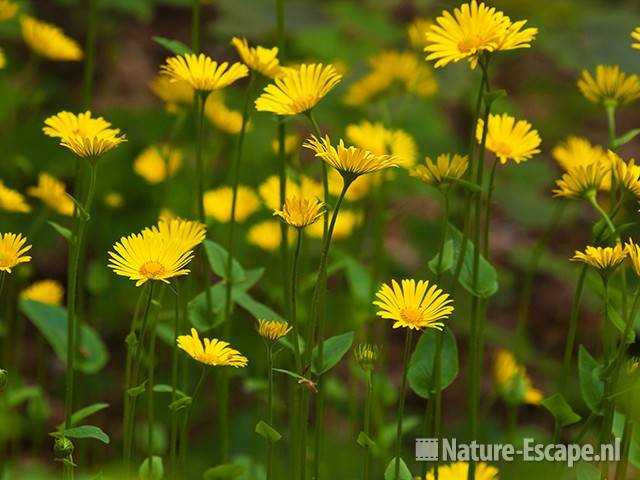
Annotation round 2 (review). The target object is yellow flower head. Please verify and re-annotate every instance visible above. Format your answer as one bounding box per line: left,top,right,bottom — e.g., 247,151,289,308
609,151,640,198
27,173,74,216
0,233,32,273
346,121,417,168
373,279,454,331
424,461,499,480
571,244,627,273
304,135,397,180
142,217,206,252
20,279,64,306
632,27,640,50
104,191,124,209
274,196,325,229
551,136,609,173
0,48,6,70
0,181,31,213
247,220,284,252
271,133,300,156
150,74,193,111
203,185,260,223
354,344,381,372
255,63,342,116
625,239,640,277
204,92,244,134
425,1,537,69
477,113,541,164
161,53,248,93
0,0,18,21
494,349,542,405
108,231,194,287
552,163,606,199
408,18,433,50
577,65,640,108
257,319,292,341
133,145,183,184
231,37,283,78
410,154,469,187
177,328,248,367
306,209,361,240
21,15,82,61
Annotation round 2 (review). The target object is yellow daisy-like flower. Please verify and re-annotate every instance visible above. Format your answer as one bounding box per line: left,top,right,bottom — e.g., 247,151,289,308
0,233,32,273
346,121,417,167
410,154,469,188
104,191,124,209
133,145,183,185
552,163,606,199
231,37,283,78
632,27,640,50
257,319,292,341
255,63,342,116
625,239,640,277
204,92,244,134
571,244,627,273
408,18,433,50
20,15,83,61
107,231,194,287
477,113,541,164
177,328,248,367
425,1,537,69
0,181,31,213
577,65,640,108
27,173,74,216
551,136,609,173
142,217,206,252
203,186,260,223
424,461,499,480
20,279,64,306
304,135,397,180
373,279,454,331
306,209,361,240
609,151,640,198
160,53,248,93
0,0,18,21
494,349,543,405
150,75,194,112
247,220,284,252
274,196,325,229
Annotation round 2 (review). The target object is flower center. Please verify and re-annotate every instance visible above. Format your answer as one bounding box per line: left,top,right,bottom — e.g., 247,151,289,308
400,307,424,326
457,35,485,54
139,261,165,279
493,141,513,158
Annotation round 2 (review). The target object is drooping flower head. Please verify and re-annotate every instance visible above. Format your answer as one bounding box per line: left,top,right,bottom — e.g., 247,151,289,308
177,328,248,367
625,239,640,277
424,461,499,480
577,65,640,108
0,0,18,21
257,319,292,342
345,121,417,167
410,154,469,188
552,163,606,199
354,344,381,372
632,27,640,50
0,181,31,213
373,279,454,331
133,145,183,185
231,37,283,78
494,349,543,405
477,113,541,164
203,186,260,223
255,64,342,116
0,233,32,273
20,15,83,61
21,279,64,305
571,244,627,275
161,53,248,93
274,196,325,229
609,151,640,199
142,217,206,252
27,173,74,216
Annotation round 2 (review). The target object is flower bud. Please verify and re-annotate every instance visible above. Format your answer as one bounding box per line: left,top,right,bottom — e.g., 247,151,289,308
54,437,74,459
354,344,381,372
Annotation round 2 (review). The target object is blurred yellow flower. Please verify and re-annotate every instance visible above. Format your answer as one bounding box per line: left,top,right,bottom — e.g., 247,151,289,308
247,220,285,252
0,48,6,69
231,37,283,78
204,93,244,134
610,151,640,198
274,196,325,228
494,349,542,405
551,136,608,173
142,217,206,252
577,65,640,108
328,168,376,201
203,186,259,223
21,15,83,61
103,191,124,209
161,53,248,93
346,121,417,167
27,173,74,216
150,75,193,111
271,133,300,156
407,17,432,50
0,233,32,273
552,163,606,199
374,279,454,331
133,145,183,184
257,319,292,341
625,239,640,277
177,328,248,367
410,154,469,188
477,113,541,164
258,175,322,210
21,279,64,305
0,0,18,21
632,27,640,50
255,63,342,115
424,461,499,480
571,244,627,272
0,181,31,213
306,209,361,240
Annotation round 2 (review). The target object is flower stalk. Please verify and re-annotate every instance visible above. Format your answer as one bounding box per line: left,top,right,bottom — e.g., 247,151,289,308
393,328,414,480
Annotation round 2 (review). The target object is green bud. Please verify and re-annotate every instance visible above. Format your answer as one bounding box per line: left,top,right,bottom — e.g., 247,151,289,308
354,344,381,372
54,437,74,459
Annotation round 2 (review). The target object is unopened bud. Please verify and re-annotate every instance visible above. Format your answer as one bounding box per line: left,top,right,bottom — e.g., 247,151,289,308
54,437,74,459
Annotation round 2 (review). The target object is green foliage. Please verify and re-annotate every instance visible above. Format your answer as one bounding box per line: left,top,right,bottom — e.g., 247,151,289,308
255,420,282,443
578,346,604,414
408,328,459,399
311,331,355,375
542,393,581,427
384,458,412,480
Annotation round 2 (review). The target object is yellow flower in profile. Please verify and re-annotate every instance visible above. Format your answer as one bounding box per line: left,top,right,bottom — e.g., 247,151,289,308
494,349,543,405
257,319,292,341
27,173,74,216
410,154,469,188
274,196,325,228
150,74,193,111
374,279,454,331
632,27,640,50
104,191,124,209
20,279,64,306
231,37,282,78
477,113,541,164
161,53,248,93
306,209,361,240
142,217,206,252
571,244,627,273
424,461,499,480
204,93,244,134
247,220,284,252
625,239,640,277
407,18,432,50
271,133,300,156
255,63,342,115
108,231,194,287
425,1,537,69
20,15,83,61
203,186,260,223
0,233,32,273
0,0,18,21
177,328,248,367
0,181,31,213
552,163,606,199
346,121,417,167
551,136,609,172
577,65,640,108
133,145,183,184
609,151,640,198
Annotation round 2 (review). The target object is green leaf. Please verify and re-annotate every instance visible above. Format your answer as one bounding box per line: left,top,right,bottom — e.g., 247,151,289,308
127,380,147,398
384,458,412,480
169,396,192,411
614,128,640,149
427,240,454,277
138,456,164,480
446,176,484,193
578,346,604,415
205,240,245,283
608,306,635,343
7,385,42,407
311,331,355,375
576,462,601,480
484,88,507,105
48,221,73,242
203,464,248,479
272,368,305,381
234,291,284,322
52,425,110,444
19,299,108,374
153,384,186,397
56,403,109,430
335,250,372,306
153,36,193,56
408,329,459,399
542,393,581,427
255,420,282,443
66,193,90,221
356,431,377,449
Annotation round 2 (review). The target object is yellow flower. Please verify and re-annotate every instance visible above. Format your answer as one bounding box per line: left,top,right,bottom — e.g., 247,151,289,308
373,279,454,331
258,175,322,210
625,239,640,277
177,328,248,367
108,231,194,287
425,1,537,69
20,279,64,306
571,244,627,273
274,196,325,228
203,186,260,223
0,48,5,70
577,65,640,108
346,121,417,167
354,344,381,372
230,37,283,78
494,349,543,405
424,461,499,480
27,173,74,216
0,233,32,273
610,151,640,198
142,217,206,252
255,63,342,115
204,93,244,134
551,136,609,172
632,27,640,50
552,163,606,199
20,15,83,61
410,154,469,187
0,0,18,21
271,133,300,156
477,113,541,164
306,209,361,240
104,191,124,209
304,135,397,180
161,53,248,93
133,145,183,184
247,220,283,252
257,319,292,341
0,181,31,213
149,74,193,111
408,18,433,50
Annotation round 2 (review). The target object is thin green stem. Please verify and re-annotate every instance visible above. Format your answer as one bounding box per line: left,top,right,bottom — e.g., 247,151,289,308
606,104,617,151
615,418,632,480
179,366,207,476
588,194,616,234
146,302,159,474
600,277,613,479
266,344,274,480
394,328,414,480
482,158,499,257
290,230,303,373
307,111,329,237
169,280,181,478
560,265,588,396
363,371,373,480
278,120,291,322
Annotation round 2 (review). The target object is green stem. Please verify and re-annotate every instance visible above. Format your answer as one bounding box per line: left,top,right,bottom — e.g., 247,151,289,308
363,370,373,480
482,158,499,257
290,230,303,373
560,265,588,396
600,277,613,479
146,301,159,474
81,0,97,108
606,104,617,151
169,280,181,478
278,120,291,322
267,344,274,480
307,111,329,237
179,366,207,476
588,194,616,235
615,418,632,480
394,328,414,480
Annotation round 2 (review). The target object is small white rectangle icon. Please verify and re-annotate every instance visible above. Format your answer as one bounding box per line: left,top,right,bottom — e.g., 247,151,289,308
416,438,438,461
